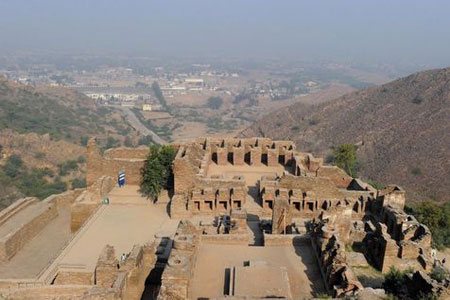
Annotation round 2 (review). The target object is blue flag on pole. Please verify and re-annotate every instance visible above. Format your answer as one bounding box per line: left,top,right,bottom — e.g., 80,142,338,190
118,169,125,187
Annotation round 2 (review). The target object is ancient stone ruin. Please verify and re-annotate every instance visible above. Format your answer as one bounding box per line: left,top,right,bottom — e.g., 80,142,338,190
0,137,448,300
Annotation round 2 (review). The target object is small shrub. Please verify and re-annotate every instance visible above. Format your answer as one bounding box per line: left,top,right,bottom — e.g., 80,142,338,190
34,152,46,159
291,125,300,131
72,177,87,189
412,95,423,104
3,154,24,178
382,267,406,297
411,167,422,175
206,96,224,109
417,291,438,300
58,160,79,176
138,135,153,146
430,266,447,282
124,136,133,147
309,118,319,125
368,180,386,190
325,154,334,163
315,293,332,299
80,136,89,146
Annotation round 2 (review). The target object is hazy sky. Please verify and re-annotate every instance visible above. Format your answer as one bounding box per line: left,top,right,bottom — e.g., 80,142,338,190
1,0,450,65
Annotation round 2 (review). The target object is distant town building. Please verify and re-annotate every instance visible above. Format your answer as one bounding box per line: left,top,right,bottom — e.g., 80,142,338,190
142,104,152,111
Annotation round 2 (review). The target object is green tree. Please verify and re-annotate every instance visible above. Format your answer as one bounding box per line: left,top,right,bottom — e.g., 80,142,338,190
3,155,24,178
407,201,450,249
333,144,358,177
138,135,153,146
413,201,443,234
206,96,224,109
152,81,167,109
124,136,133,147
105,137,120,149
80,136,89,146
140,145,176,200
382,267,406,297
72,177,87,189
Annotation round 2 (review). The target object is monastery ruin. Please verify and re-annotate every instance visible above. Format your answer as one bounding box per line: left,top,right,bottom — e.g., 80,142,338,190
0,137,448,299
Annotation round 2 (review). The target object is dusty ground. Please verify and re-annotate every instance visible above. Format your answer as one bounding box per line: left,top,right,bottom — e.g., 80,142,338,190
50,186,178,271
189,242,326,299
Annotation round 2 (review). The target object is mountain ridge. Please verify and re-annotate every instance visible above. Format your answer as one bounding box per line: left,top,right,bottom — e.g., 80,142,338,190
241,67,450,203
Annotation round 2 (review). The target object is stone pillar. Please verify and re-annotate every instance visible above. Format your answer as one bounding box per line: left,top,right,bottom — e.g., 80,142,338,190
267,149,279,167
217,188,229,202
262,186,275,210
217,148,228,166
191,189,202,212
250,148,262,166
233,147,245,166
277,188,289,201
231,187,247,207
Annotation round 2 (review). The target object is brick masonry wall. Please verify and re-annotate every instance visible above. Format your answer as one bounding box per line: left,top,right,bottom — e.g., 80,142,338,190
87,138,146,186
53,270,94,285
0,198,37,227
0,202,58,262
70,203,99,233
0,285,92,300
200,234,250,245
43,189,85,211
103,147,149,160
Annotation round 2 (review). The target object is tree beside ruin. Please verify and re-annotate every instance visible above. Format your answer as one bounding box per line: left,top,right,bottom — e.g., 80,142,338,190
333,144,358,177
140,144,176,200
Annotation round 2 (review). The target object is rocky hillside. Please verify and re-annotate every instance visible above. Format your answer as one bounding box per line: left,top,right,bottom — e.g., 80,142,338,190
0,78,140,209
0,77,135,142
241,67,450,203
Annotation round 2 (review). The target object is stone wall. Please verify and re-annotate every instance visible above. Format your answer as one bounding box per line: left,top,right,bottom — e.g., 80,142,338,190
70,201,99,233
0,242,158,300
44,189,85,210
158,220,200,300
0,199,58,262
87,138,146,186
260,175,371,219
363,203,433,273
263,233,304,246
310,218,364,297
53,269,94,285
71,176,114,232
200,234,250,245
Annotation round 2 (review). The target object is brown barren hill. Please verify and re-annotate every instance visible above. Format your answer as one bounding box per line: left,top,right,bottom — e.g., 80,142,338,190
241,67,450,203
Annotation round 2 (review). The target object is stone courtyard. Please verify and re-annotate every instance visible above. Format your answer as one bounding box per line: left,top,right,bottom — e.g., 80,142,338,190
0,137,448,300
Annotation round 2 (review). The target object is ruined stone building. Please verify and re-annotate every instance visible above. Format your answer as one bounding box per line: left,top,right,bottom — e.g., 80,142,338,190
0,137,448,300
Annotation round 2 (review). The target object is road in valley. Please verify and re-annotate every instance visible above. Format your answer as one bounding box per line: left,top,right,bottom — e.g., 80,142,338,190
120,107,167,145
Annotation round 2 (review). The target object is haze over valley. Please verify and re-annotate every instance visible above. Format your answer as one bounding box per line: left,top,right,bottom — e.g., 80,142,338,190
0,1,450,300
